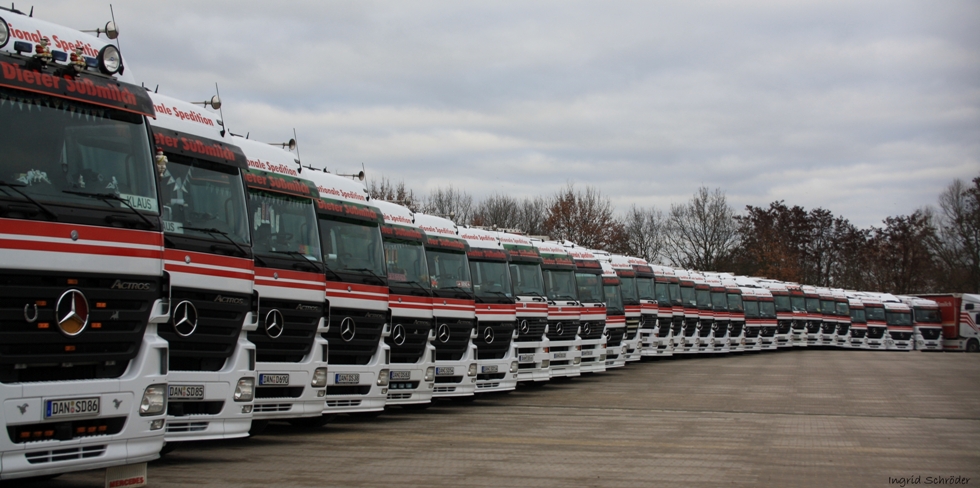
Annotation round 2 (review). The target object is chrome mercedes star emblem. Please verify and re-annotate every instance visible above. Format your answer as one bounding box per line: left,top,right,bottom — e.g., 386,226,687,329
483,326,495,344
583,322,591,335
437,323,451,343
555,322,564,335
392,324,406,346
172,300,199,337
519,320,530,335
265,309,285,339
339,317,356,342
56,289,90,336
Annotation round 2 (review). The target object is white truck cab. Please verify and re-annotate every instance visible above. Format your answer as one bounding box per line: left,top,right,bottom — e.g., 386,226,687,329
532,240,582,377
498,232,551,383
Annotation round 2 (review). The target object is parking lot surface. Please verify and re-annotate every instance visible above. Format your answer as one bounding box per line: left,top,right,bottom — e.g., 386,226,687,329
27,350,980,487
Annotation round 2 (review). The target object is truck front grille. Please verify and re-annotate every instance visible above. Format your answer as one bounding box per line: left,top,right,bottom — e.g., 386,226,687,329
387,318,432,364
161,288,250,372
321,307,386,365
0,271,157,383
579,320,605,340
248,298,322,363
867,327,886,339
475,321,515,360
546,319,579,342
433,319,474,361
605,326,625,348
920,328,941,340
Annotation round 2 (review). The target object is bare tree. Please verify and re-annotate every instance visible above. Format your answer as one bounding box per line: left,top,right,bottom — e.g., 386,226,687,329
615,205,666,263
515,196,549,236
422,185,474,225
933,176,980,292
663,186,739,270
471,193,519,229
366,176,421,212
542,183,623,249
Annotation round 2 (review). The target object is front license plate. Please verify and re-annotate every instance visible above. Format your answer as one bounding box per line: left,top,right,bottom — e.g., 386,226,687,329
45,397,100,419
389,370,411,381
481,365,498,373
582,350,593,356
259,374,290,386
169,385,205,400
335,373,360,384
435,367,454,376
554,352,566,359
518,354,534,363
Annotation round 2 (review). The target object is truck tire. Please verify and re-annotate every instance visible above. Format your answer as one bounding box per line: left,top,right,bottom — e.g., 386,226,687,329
967,339,980,353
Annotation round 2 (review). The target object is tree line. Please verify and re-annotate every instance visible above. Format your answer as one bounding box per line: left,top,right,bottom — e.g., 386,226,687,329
367,174,980,294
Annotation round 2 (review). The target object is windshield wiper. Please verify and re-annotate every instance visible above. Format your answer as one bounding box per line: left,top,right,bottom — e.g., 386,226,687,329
481,290,510,297
181,226,250,258
550,294,576,301
345,267,386,284
0,180,58,220
272,250,321,272
394,279,429,292
63,190,154,229
520,290,546,299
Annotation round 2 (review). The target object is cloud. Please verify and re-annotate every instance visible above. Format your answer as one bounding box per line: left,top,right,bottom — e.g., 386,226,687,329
33,0,980,227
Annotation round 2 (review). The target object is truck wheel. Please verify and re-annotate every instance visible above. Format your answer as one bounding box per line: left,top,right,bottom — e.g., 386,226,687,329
967,339,980,353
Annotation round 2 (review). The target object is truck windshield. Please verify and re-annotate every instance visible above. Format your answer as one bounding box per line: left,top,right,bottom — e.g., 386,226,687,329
760,301,776,318
668,283,683,307
696,289,711,310
426,249,472,291
510,263,545,297
744,300,760,318
805,298,821,313
383,240,430,290
850,308,867,324
821,300,836,315
886,311,912,326
576,272,603,303
836,302,850,316
470,260,512,298
680,284,697,308
711,291,728,311
636,277,655,301
728,293,744,313
0,89,157,214
318,218,386,285
866,306,886,321
603,284,624,315
774,295,791,312
157,157,249,244
543,269,577,301
913,308,941,324
619,276,639,303
655,282,670,306
790,296,806,312
248,190,319,261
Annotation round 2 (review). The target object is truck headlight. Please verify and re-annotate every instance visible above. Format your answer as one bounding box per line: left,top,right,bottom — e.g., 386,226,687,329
234,377,255,402
509,361,518,373
140,383,167,416
424,367,434,382
377,369,390,387
468,363,477,377
312,367,328,387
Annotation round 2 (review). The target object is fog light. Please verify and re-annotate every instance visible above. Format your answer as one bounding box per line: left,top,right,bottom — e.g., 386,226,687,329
242,405,252,414
234,377,255,402
509,361,518,373
140,383,167,416
468,363,477,377
424,367,435,382
150,419,165,430
378,369,390,387
541,359,550,368
599,355,606,361
312,367,328,387
573,357,581,365
317,389,326,397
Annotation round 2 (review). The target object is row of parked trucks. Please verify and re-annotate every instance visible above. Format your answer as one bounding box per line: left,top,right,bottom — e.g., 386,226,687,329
2,9,979,484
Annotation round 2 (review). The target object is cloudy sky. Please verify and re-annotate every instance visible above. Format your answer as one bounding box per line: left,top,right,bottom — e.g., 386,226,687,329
35,0,980,227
